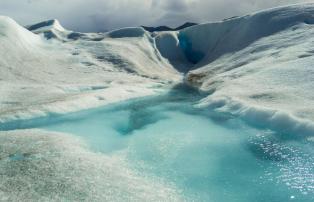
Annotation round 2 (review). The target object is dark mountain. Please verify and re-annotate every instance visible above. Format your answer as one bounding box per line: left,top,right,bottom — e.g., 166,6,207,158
142,22,197,32
174,22,198,30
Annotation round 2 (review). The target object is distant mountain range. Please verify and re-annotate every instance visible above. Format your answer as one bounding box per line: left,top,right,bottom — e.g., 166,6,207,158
142,22,198,32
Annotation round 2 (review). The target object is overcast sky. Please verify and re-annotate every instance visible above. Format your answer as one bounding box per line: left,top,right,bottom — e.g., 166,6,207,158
0,0,312,32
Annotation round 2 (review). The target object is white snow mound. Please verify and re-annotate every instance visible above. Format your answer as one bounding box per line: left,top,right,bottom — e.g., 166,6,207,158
0,16,41,46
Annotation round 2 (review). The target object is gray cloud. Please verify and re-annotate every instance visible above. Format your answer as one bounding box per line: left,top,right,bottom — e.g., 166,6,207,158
0,0,312,32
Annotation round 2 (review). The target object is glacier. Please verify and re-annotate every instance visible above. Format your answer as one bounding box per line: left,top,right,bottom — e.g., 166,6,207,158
1,2,314,202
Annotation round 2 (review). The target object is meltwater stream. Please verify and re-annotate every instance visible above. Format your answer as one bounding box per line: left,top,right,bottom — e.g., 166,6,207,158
1,85,314,201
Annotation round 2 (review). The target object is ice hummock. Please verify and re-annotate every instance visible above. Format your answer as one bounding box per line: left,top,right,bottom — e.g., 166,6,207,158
182,3,314,137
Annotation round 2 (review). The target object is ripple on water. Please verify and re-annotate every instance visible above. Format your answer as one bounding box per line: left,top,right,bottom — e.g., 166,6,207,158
248,132,314,200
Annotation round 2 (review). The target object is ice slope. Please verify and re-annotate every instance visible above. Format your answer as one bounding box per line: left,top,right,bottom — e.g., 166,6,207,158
26,20,180,78
0,16,181,123
179,4,314,65
182,4,314,137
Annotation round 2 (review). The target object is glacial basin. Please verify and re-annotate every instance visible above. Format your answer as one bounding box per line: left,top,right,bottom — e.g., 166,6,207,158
1,85,314,202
